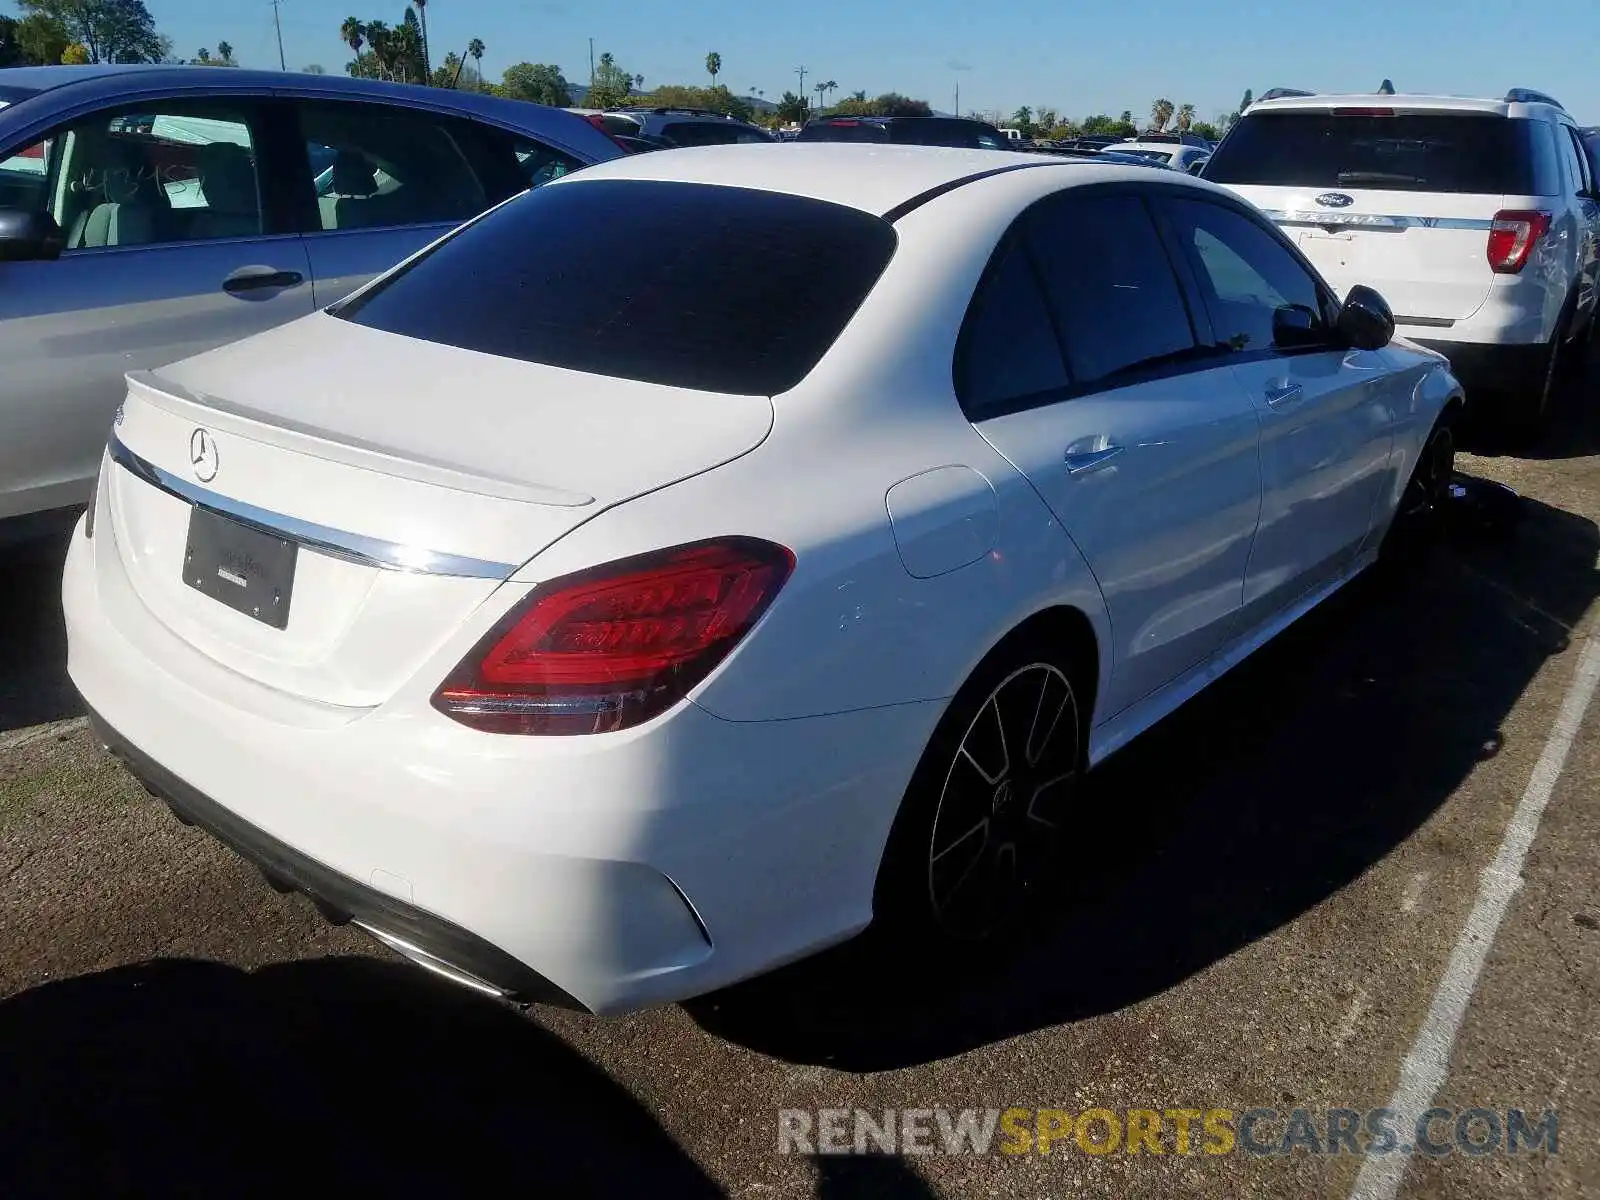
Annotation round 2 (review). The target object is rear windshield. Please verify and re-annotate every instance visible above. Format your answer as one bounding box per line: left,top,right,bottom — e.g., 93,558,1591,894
1205,112,1553,195
797,120,889,143
659,121,772,147
333,178,898,396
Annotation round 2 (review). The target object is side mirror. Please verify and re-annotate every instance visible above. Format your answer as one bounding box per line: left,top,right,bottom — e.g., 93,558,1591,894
0,209,64,263
1338,284,1394,350
1271,304,1328,348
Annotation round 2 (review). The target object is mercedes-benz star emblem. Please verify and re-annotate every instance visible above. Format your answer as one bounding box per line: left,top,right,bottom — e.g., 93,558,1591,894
1314,192,1354,208
189,428,219,483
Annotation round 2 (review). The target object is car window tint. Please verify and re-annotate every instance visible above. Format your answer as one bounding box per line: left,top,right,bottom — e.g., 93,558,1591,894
1205,112,1546,195
796,120,889,142
1025,194,1197,386
298,101,488,233
333,179,898,396
956,238,1069,418
659,122,769,147
509,137,582,188
1567,129,1595,193
21,103,265,250
1557,127,1588,194
1167,198,1329,352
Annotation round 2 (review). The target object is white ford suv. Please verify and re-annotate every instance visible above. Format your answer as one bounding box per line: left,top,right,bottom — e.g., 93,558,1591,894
1205,88,1600,434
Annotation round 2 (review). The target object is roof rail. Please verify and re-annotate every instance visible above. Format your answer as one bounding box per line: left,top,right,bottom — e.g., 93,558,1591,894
1255,88,1317,102
1504,88,1564,109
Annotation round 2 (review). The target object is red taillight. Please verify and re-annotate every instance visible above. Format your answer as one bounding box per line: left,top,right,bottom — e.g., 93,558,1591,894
830,119,860,126
1332,107,1395,117
581,112,633,153
1486,209,1552,274
432,537,795,735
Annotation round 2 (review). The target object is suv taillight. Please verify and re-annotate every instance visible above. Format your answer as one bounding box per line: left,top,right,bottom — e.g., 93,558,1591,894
432,537,794,735
1486,209,1552,274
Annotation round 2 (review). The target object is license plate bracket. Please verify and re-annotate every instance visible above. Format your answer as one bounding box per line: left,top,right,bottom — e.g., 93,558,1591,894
183,506,297,630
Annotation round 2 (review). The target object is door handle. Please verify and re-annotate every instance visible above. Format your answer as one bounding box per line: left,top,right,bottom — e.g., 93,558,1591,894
223,267,305,295
1264,382,1303,409
1063,445,1125,475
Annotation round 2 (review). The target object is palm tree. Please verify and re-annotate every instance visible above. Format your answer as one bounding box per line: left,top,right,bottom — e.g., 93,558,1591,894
197,48,210,62
467,37,484,90
1176,102,1195,132
1150,97,1174,132
411,0,430,78
820,79,837,109
634,73,644,92
365,20,392,80
705,50,721,89
339,16,364,68
217,40,233,64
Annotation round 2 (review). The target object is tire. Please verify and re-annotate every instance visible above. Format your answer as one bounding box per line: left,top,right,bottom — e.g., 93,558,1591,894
1380,407,1458,562
1502,302,1580,442
873,637,1086,946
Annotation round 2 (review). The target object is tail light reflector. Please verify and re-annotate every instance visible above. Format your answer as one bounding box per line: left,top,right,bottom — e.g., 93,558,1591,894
1486,209,1552,274
432,537,794,735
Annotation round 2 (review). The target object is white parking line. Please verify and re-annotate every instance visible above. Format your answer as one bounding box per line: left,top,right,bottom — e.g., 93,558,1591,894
0,716,88,754
1349,634,1600,1200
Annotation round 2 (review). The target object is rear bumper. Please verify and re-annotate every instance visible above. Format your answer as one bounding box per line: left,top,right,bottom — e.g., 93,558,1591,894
1411,339,1547,397
87,704,584,1009
64,511,934,1014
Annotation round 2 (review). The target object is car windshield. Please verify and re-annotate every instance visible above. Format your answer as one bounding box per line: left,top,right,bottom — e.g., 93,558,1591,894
333,178,899,396
1205,111,1543,194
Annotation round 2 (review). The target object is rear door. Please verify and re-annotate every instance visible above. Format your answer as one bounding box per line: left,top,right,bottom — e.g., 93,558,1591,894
0,95,313,519
1205,108,1557,324
967,187,1263,719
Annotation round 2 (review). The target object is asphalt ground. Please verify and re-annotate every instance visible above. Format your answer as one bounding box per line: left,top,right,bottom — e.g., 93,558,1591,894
1,377,1597,1199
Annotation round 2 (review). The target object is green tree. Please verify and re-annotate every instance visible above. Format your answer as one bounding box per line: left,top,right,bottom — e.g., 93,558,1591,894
411,0,429,77
467,37,484,87
1191,120,1221,141
1010,106,1034,137
585,50,631,108
303,62,326,74
339,16,364,64
643,83,751,121
501,62,569,106
19,0,166,64
60,39,88,62
1237,88,1252,113
704,49,720,88
395,8,425,82
13,12,68,63
1176,102,1195,131
1149,97,1174,132
774,89,810,124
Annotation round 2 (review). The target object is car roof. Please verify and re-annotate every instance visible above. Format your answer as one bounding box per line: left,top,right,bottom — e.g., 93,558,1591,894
0,64,617,161
550,142,1178,216
1246,92,1560,119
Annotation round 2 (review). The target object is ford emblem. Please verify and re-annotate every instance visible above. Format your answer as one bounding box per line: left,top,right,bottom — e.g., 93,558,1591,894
1314,192,1354,208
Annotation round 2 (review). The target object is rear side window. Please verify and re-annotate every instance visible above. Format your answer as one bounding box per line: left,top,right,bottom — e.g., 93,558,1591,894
333,179,898,396
956,240,1069,418
797,120,889,143
1206,112,1556,195
1024,194,1199,387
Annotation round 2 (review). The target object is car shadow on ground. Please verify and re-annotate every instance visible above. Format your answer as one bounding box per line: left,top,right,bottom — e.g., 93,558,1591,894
0,529,80,736
0,956,723,1198
1459,359,1600,461
689,453,1599,1070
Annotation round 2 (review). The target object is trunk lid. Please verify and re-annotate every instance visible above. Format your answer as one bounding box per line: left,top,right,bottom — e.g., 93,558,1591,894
1223,183,1503,323
102,313,774,708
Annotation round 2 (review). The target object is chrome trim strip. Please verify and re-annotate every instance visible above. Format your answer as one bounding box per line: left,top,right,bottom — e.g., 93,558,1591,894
1261,209,1497,231
107,432,518,580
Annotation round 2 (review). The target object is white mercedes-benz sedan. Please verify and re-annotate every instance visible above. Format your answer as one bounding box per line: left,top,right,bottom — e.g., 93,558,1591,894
63,144,1463,1015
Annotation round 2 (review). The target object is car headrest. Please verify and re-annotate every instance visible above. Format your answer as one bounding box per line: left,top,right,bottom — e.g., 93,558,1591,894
331,149,379,197
198,142,258,213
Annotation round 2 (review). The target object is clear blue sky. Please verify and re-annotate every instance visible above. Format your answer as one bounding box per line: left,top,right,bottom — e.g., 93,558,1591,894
66,0,1600,124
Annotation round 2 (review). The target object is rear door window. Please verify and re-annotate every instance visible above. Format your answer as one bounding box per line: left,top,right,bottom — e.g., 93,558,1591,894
1206,112,1553,195
955,238,1070,418
333,178,899,396
1024,192,1200,388
296,100,489,232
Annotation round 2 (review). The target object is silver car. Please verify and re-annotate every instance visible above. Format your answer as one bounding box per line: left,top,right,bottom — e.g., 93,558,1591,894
0,64,618,528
